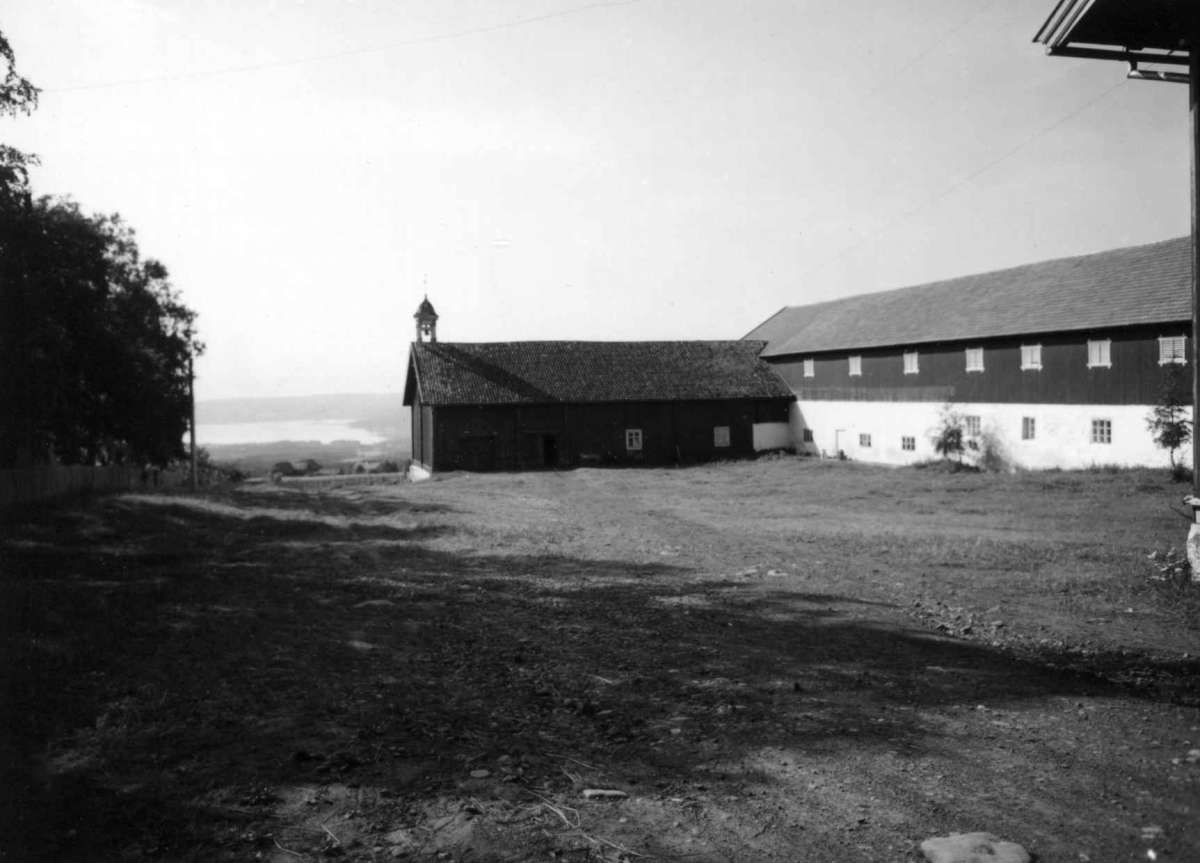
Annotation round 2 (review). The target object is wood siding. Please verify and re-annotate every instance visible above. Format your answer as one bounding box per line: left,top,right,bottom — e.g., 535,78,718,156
768,325,1192,405
422,398,791,472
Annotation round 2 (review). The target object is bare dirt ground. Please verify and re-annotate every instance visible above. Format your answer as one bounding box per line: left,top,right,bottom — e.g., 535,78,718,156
2,457,1198,862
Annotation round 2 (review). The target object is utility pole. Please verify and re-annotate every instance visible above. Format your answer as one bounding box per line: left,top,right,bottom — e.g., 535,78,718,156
189,353,197,491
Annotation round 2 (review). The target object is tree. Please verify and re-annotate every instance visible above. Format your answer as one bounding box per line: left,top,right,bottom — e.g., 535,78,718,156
932,405,965,462
1,197,203,467
1147,362,1192,475
0,30,41,207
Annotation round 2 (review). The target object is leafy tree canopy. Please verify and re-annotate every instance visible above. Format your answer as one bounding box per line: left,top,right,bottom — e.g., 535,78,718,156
1,197,204,467
0,30,40,204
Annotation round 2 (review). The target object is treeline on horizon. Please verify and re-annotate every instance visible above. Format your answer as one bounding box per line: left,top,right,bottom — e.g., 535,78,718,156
0,32,202,470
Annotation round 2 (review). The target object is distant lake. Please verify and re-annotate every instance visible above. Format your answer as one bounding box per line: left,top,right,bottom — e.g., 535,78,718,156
198,419,387,446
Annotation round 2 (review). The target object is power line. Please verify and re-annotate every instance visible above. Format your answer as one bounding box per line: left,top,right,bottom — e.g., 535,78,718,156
862,0,1000,101
45,0,641,94
801,74,1127,283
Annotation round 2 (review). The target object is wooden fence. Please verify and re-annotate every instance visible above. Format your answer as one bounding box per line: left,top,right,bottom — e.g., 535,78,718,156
0,465,186,507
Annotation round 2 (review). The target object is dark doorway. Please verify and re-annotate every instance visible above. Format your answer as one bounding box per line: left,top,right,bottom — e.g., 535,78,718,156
542,435,558,467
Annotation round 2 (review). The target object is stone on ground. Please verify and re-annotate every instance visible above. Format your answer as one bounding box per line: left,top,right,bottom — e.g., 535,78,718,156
920,832,1031,863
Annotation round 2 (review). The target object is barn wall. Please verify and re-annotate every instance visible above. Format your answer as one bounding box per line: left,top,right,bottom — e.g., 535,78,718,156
427,398,793,471
769,325,1192,406
421,405,434,469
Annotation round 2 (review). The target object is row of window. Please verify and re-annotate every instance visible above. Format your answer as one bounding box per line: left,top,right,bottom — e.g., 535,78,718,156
838,417,1115,449
801,336,1188,378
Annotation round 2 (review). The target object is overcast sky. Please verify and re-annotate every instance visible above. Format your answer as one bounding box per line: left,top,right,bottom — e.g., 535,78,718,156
3,0,1190,400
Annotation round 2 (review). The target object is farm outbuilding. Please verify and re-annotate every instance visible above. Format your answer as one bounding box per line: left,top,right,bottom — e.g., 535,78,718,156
403,340,795,473
746,236,1194,469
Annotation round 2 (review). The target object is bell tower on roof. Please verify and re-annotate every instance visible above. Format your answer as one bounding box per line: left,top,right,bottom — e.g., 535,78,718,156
414,295,438,343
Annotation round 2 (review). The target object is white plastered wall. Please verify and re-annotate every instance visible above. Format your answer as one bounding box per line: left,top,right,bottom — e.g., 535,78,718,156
788,400,1192,470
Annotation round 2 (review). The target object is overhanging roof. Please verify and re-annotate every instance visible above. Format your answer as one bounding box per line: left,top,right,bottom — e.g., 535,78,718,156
1033,0,1195,65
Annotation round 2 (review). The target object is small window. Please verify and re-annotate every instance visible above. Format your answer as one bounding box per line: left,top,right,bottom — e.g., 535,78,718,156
1091,418,1112,444
901,436,915,451
848,355,862,377
713,426,730,448
625,429,643,451
802,358,815,378
903,351,919,375
859,433,871,448
802,428,814,443
964,415,981,437
965,347,984,372
1022,417,1035,440
1159,335,1187,365
1087,339,1111,368
1020,344,1042,370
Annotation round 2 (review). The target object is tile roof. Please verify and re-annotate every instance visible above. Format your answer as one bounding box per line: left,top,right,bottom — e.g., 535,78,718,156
405,341,794,407
746,236,1192,358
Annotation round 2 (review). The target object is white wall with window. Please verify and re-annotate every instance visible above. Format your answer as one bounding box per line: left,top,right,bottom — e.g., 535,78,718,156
787,399,1185,470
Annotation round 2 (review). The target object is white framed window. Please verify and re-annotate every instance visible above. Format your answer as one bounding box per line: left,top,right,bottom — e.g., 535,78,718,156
859,433,872,448
903,351,919,375
802,358,815,378
1159,335,1187,365
901,436,915,451
625,429,643,451
848,355,862,377
1022,417,1035,440
965,347,984,372
1020,344,1042,370
1087,339,1111,368
1091,418,1112,444
713,426,730,448
964,415,981,437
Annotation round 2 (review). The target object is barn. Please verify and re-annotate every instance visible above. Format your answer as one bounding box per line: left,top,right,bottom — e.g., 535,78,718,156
403,339,795,473
745,236,1194,469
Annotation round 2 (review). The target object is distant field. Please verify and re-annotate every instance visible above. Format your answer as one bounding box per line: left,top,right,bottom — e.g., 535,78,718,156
2,458,1197,861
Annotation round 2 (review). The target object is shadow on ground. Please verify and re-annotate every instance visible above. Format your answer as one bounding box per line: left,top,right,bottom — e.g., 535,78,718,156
0,491,1195,861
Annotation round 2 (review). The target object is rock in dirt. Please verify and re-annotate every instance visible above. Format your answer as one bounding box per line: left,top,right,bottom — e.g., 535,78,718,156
582,788,628,800
920,832,1030,863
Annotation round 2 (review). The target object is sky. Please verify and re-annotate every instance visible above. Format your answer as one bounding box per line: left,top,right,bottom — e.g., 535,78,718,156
2,0,1191,400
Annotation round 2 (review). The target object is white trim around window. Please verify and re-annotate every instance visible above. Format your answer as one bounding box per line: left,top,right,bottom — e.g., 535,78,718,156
848,355,862,377
802,357,815,378
965,347,984,373
903,351,919,375
1087,339,1111,368
625,428,643,451
1020,344,1042,371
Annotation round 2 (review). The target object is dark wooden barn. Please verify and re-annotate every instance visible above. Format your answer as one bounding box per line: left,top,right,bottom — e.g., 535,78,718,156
403,341,795,472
